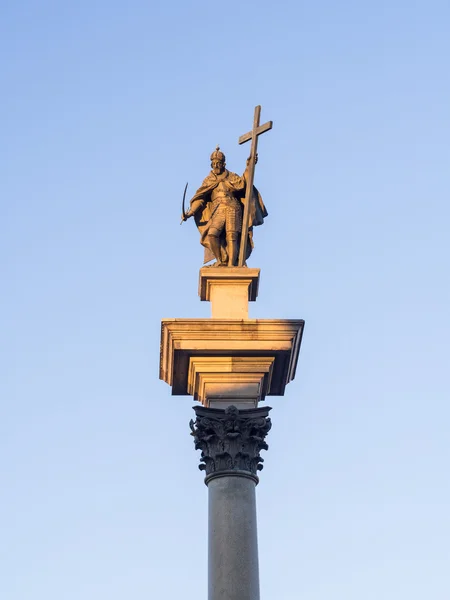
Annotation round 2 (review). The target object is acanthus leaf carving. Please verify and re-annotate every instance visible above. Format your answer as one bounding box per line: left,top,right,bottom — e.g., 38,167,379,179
189,404,272,479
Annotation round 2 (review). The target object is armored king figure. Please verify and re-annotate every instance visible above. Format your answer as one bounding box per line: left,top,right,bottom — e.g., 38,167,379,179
182,147,268,267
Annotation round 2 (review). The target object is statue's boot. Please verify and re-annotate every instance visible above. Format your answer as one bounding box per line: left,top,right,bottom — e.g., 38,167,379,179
209,235,225,266
227,237,238,267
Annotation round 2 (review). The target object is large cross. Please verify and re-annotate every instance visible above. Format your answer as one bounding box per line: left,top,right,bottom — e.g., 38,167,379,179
237,105,273,266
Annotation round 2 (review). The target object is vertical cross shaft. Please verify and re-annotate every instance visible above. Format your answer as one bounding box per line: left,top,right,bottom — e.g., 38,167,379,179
238,105,273,266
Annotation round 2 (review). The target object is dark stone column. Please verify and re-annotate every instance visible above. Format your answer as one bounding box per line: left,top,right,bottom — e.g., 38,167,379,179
190,405,272,600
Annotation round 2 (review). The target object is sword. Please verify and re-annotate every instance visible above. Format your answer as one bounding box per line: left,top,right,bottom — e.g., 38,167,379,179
180,182,188,225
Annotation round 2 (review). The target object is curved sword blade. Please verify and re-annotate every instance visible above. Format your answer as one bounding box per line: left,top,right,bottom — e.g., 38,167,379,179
180,182,188,224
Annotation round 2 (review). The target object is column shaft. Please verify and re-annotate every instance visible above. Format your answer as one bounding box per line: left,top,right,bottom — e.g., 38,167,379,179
208,475,259,600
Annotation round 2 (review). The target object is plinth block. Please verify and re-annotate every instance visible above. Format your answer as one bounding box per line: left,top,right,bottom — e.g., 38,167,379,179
199,267,260,319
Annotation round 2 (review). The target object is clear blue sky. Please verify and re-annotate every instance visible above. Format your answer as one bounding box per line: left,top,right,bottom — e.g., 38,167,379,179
1,1,449,598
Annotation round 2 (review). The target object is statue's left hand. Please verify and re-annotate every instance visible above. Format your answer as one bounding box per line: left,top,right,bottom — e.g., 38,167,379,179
246,153,258,165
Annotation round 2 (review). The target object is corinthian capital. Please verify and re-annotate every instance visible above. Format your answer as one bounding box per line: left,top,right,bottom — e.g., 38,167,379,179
189,405,272,483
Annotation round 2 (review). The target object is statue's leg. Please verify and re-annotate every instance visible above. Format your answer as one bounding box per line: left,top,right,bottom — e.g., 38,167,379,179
208,228,226,266
225,204,242,267
226,231,239,266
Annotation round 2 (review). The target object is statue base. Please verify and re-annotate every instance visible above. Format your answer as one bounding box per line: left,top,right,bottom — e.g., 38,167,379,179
199,267,260,319
160,266,304,409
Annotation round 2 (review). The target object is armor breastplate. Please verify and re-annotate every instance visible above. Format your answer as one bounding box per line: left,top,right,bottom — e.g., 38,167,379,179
211,181,231,201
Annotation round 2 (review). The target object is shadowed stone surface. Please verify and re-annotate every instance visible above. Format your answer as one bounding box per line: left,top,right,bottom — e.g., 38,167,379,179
190,405,272,480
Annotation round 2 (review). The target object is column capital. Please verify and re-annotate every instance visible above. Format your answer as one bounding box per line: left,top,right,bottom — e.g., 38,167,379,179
189,405,272,484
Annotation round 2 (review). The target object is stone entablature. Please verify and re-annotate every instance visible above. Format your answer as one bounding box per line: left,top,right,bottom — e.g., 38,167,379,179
160,318,304,404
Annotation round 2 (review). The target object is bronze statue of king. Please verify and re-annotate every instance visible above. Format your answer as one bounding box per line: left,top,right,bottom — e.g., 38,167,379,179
182,147,268,267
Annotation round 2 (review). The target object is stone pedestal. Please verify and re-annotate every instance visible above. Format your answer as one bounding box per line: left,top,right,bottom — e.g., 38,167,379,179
199,267,260,319
190,405,271,600
161,267,304,409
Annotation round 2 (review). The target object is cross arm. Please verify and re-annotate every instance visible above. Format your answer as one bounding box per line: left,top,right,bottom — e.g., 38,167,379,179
238,120,273,145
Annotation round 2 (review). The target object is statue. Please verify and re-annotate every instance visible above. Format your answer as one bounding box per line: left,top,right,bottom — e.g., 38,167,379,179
181,147,267,267
181,105,272,267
